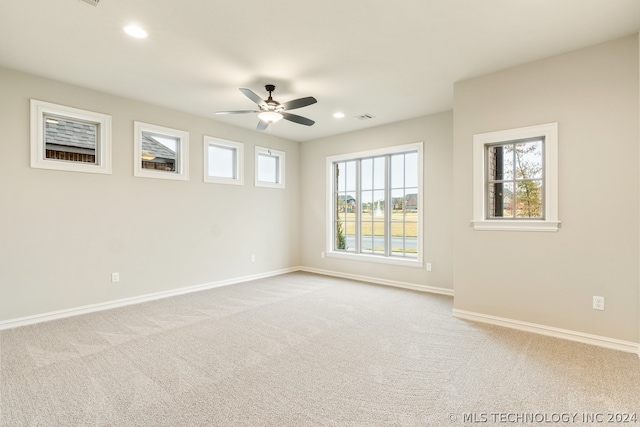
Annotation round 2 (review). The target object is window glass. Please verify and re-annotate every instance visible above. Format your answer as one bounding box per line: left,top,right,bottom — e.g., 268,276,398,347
134,121,189,181
209,145,235,178
204,136,243,185
486,139,544,219
141,132,178,172
44,115,98,164
258,153,278,183
255,147,285,189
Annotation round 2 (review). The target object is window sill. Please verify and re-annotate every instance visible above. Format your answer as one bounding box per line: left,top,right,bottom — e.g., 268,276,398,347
255,181,285,189
471,220,560,232
325,251,423,268
204,176,244,185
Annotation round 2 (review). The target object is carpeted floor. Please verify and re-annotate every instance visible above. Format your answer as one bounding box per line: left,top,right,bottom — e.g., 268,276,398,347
1,272,639,426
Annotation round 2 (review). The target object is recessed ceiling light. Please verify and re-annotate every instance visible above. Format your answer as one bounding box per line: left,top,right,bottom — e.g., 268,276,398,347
124,25,148,39
333,112,345,119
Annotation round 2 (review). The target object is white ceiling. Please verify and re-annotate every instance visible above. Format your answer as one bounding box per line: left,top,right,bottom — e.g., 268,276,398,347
1,0,639,142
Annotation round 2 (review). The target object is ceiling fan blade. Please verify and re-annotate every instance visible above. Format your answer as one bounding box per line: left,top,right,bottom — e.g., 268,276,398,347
240,88,267,108
281,112,315,126
215,110,259,115
256,120,270,131
281,96,317,111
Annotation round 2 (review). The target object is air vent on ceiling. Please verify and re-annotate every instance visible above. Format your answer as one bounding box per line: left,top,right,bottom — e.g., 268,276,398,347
356,113,374,120
80,0,100,6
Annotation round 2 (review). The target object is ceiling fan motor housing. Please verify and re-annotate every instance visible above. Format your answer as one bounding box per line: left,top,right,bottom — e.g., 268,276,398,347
264,85,280,110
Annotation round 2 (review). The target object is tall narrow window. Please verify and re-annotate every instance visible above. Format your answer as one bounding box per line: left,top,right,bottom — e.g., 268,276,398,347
30,99,112,174
335,160,357,253
327,142,423,266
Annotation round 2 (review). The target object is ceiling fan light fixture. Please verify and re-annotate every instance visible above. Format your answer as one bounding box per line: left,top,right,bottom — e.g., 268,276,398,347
258,111,283,123
217,85,316,130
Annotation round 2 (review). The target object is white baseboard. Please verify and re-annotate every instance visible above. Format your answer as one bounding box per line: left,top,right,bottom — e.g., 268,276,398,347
4,269,636,360
453,308,640,357
0,267,298,331
298,266,454,297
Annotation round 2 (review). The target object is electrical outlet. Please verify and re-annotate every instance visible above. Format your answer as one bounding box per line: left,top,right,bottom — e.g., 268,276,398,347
251,255,256,263
593,296,605,311
111,272,120,283
426,263,432,272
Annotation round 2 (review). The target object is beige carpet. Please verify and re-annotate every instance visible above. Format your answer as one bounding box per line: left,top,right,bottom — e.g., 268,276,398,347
1,272,639,426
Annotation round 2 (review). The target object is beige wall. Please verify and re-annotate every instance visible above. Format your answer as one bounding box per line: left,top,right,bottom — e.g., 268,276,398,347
0,67,300,321
453,35,640,342
2,34,639,347
299,112,454,291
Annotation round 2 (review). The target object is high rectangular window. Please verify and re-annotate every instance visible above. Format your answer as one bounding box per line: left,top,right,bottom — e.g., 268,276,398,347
327,142,423,266
255,146,285,189
30,99,112,174
473,123,559,231
486,138,543,219
204,136,244,185
134,121,189,181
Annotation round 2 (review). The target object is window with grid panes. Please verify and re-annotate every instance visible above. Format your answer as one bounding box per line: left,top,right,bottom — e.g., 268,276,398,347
472,123,559,232
328,143,423,266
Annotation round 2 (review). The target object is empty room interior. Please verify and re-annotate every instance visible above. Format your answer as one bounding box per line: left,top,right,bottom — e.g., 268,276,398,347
1,1,640,425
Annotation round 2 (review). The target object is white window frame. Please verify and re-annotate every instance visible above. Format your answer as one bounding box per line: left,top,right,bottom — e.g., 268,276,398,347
325,142,424,268
134,121,189,181
30,99,112,174
472,123,560,232
203,136,244,185
255,146,285,189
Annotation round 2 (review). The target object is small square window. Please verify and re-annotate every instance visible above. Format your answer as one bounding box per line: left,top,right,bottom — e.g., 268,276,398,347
255,146,285,189
134,121,189,181
204,136,244,185
30,99,112,174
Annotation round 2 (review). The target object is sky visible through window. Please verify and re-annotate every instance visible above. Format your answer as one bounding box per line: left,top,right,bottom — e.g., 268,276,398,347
338,152,418,205
153,135,177,152
258,153,278,183
208,145,235,178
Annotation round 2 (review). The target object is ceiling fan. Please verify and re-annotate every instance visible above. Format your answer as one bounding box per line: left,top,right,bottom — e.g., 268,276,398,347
215,84,317,131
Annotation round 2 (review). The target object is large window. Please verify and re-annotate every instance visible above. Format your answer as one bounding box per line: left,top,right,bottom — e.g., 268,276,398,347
327,142,423,266
473,123,559,231
30,99,112,174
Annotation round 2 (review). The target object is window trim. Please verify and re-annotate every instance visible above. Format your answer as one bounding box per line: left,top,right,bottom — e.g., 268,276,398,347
203,136,244,185
255,146,285,189
134,121,189,181
472,123,559,232
30,99,112,174
325,142,424,267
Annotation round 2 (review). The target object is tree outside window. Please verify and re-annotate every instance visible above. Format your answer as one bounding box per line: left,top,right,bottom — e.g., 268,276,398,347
487,139,543,219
